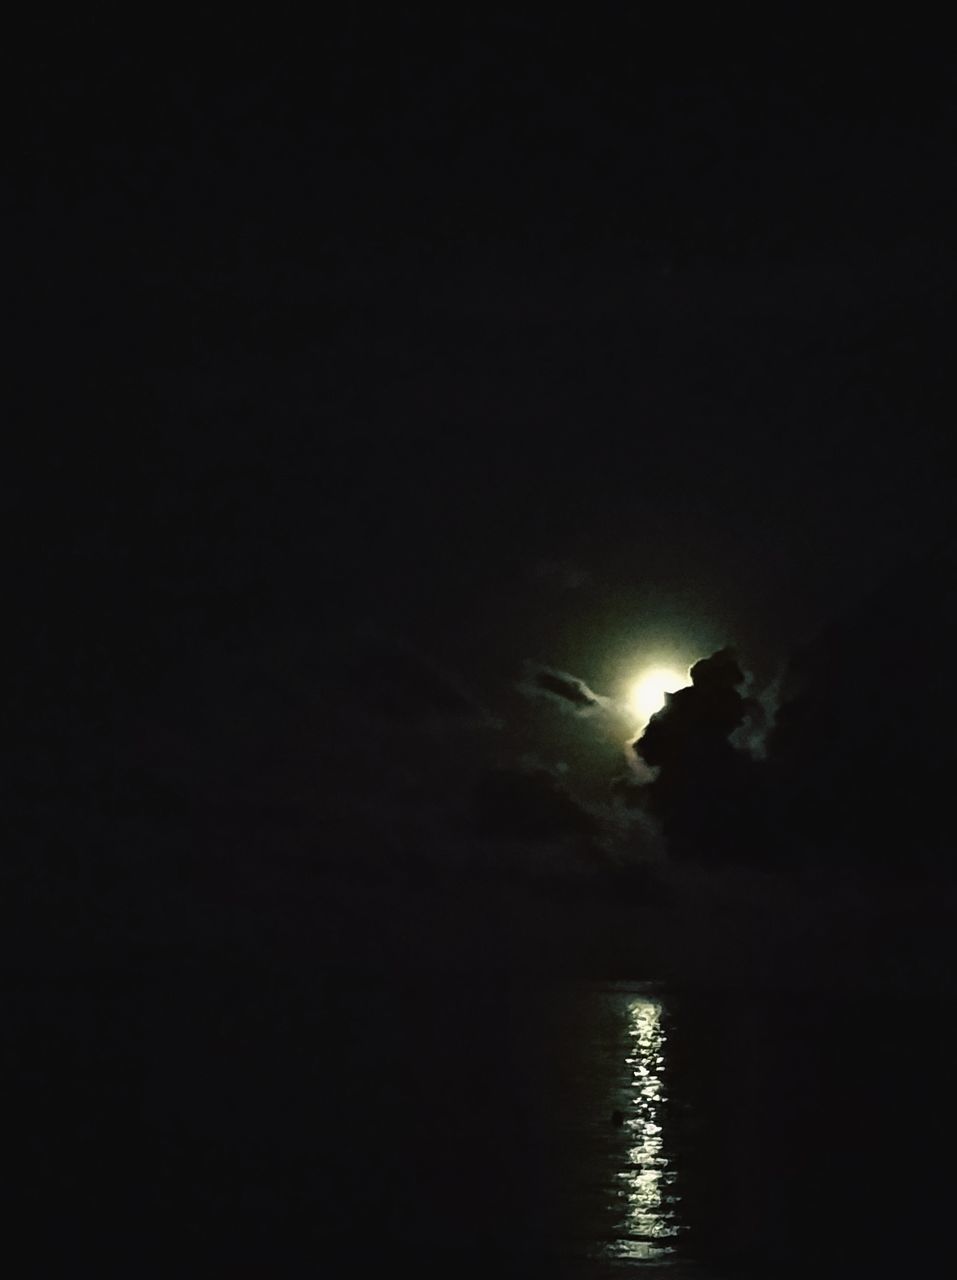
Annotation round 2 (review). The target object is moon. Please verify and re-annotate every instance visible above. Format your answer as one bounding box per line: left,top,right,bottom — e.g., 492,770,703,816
628,665,691,722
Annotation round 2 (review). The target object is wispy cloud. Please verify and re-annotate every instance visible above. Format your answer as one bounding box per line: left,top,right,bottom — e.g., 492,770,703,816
519,663,610,714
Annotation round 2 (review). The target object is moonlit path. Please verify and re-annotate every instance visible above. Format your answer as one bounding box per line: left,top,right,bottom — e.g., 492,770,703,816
603,996,684,1263
553,985,692,1270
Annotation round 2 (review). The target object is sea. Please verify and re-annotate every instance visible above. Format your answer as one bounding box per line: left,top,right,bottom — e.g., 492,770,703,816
4,959,957,1274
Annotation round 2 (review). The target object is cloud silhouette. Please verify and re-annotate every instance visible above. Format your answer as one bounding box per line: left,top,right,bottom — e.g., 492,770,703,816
470,766,600,843
345,645,492,727
633,647,768,863
520,664,608,713
636,648,749,769
765,536,957,870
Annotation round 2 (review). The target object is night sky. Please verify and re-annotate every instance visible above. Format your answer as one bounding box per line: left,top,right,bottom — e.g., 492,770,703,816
10,13,957,952
10,14,957,1273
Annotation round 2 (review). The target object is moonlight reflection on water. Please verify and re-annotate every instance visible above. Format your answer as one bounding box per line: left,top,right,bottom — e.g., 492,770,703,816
606,995,683,1263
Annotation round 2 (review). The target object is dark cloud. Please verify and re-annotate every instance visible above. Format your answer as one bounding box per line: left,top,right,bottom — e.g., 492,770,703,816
527,558,589,590
628,542,957,873
636,648,750,769
470,767,600,845
765,536,957,870
633,648,768,863
729,674,779,760
610,775,649,810
521,665,607,713
345,645,494,728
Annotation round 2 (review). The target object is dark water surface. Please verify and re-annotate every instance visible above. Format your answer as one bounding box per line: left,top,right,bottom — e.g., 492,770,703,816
4,963,957,1273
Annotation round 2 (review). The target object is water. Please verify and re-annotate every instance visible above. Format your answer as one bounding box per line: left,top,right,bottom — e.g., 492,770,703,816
544,984,690,1267
4,968,957,1273
522,980,957,1274
603,996,681,1261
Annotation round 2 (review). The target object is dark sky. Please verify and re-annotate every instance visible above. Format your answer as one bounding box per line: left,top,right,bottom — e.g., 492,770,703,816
11,26,957,1275
12,14,957,869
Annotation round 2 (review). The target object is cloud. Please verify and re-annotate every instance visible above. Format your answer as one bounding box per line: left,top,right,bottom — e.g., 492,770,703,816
470,766,600,844
729,671,781,760
632,647,768,863
526,558,589,590
345,644,499,729
762,538,957,869
519,663,609,714
635,647,749,769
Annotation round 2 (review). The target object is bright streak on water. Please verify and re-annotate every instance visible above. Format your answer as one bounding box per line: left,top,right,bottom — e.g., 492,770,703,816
551,984,693,1269
602,995,684,1264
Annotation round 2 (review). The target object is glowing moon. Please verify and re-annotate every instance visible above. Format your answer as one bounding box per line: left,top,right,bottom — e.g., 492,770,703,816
628,665,690,721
